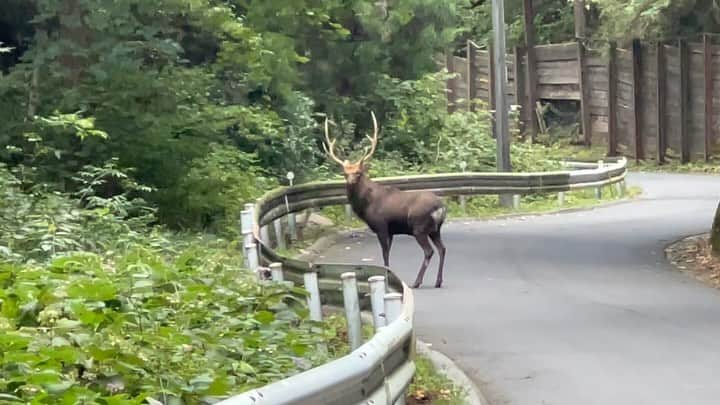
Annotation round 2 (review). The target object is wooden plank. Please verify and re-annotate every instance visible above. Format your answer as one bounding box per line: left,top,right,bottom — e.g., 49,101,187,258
578,41,592,145
656,42,666,163
632,39,644,160
705,34,714,161
537,85,581,99
523,0,539,139
680,40,690,163
536,62,579,84
608,42,618,156
534,43,579,62
467,40,478,112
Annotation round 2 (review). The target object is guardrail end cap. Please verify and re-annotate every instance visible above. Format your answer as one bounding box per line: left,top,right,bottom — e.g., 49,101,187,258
368,275,386,282
269,262,283,269
341,271,357,280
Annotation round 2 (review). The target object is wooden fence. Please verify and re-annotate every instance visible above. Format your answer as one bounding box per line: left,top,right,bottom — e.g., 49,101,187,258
447,37,720,163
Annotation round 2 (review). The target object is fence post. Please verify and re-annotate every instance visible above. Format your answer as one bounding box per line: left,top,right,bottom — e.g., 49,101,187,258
577,40,592,146
514,46,527,132
523,0,539,140
656,42,667,164
303,272,323,322
368,276,387,332
273,218,286,251
631,39,644,161
680,39,690,163
341,272,363,350
269,262,284,282
467,40,478,112
384,293,403,324
608,42,618,156
704,34,714,162
246,242,259,272
446,53,457,113
558,191,566,207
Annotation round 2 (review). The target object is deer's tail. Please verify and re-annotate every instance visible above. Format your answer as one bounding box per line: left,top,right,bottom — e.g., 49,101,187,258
430,205,447,231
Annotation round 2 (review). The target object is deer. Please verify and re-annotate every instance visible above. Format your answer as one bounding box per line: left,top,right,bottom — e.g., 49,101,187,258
322,112,448,288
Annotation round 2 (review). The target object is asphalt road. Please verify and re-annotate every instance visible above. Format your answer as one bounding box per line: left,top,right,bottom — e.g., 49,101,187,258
319,172,720,405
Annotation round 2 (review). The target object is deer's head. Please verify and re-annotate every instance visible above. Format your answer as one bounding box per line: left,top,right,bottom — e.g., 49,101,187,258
323,112,378,185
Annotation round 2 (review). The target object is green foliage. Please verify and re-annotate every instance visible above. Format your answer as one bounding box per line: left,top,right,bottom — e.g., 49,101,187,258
0,162,158,263
0,247,348,404
589,0,720,42
459,0,575,48
170,144,277,233
408,355,465,404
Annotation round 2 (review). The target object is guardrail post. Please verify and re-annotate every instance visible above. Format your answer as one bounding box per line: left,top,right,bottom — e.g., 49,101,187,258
303,272,323,321
384,292,403,324
341,272,363,350
246,242,259,272
269,262,284,282
345,204,353,223
287,213,298,242
368,276,387,331
273,218,286,250
260,226,270,246
241,208,254,268
255,266,270,282
614,181,623,197
512,194,521,210
459,195,467,215
558,191,566,207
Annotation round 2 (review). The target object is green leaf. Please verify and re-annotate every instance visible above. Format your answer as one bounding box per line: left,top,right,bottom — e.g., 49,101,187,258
254,310,275,324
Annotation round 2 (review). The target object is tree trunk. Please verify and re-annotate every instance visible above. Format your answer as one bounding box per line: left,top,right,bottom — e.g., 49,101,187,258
711,200,720,255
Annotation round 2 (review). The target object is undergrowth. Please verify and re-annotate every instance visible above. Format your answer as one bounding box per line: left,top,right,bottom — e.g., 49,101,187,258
0,163,350,404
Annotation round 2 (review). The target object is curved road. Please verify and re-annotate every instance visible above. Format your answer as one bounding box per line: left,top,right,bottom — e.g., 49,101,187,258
320,173,720,405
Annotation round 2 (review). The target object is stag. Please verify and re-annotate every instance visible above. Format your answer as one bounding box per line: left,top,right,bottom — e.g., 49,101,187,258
323,112,447,288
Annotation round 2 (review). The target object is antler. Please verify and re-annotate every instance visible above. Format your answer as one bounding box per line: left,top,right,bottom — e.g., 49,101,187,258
358,111,379,164
323,117,346,166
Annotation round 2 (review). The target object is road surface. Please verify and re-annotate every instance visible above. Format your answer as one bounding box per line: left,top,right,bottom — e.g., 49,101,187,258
319,173,720,405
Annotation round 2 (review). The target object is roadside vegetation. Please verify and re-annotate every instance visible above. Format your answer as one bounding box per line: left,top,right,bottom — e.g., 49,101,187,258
0,0,701,403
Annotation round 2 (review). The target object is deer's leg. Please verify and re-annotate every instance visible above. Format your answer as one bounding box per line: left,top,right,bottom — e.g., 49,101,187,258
429,231,446,288
411,233,434,289
377,232,393,267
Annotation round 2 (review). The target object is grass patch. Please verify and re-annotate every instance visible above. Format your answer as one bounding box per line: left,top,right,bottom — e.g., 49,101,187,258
407,355,466,404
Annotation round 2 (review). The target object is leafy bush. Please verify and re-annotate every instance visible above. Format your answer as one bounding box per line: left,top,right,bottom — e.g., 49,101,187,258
168,144,277,235
0,162,160,264
0,246,347,404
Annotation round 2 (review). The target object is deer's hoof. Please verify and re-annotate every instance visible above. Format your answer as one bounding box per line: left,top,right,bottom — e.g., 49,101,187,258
434,282,443,288
411,283,422,289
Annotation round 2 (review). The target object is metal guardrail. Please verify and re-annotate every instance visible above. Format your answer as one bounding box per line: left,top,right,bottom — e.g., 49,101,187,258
217,157,628,405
